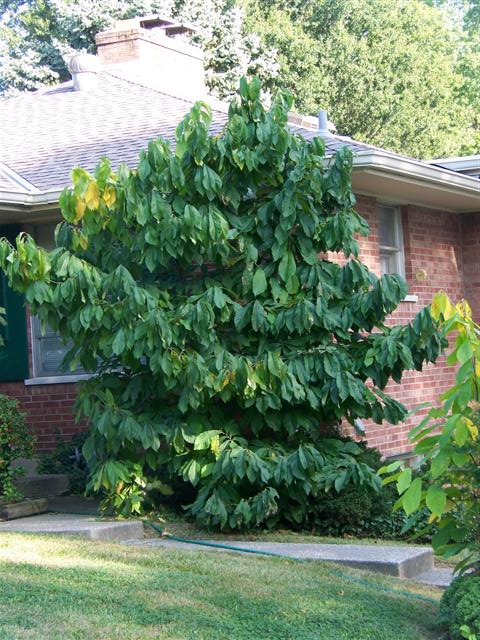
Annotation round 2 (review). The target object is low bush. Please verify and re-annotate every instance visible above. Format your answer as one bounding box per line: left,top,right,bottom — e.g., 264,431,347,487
309,444,431,539
38,431,89,494
0,394,34,504
148,438,430,540
439,575,480,640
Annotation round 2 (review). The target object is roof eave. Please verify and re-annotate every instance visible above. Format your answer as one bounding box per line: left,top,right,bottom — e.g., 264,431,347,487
0,188,64,206
352,151,480,213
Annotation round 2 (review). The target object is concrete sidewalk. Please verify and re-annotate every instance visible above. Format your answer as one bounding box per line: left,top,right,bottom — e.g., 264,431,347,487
0,511,143,542
128,537,439,579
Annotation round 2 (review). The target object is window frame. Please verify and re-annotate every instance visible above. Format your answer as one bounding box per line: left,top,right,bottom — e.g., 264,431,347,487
0,224,29,382
30,314,87,380
377,204,406,278
24,222,96,385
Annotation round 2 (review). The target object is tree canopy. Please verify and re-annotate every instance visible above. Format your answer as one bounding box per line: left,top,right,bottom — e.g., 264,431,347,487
244,0,478,158
0,79,445,526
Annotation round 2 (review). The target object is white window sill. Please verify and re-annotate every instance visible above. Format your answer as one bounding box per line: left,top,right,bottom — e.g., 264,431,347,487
24,373,94,386
401,294,418,303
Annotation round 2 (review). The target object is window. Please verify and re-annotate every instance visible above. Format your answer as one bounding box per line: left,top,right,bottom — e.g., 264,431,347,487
31,316,84,378
29,222,85,379
377,205,405,277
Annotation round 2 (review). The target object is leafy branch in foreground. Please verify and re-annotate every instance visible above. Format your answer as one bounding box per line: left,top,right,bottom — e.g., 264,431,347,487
382,291,480,574
0,78,444,527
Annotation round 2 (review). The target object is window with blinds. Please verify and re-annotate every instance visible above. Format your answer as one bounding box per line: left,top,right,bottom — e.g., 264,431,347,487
377,205,405,277
30,223,85,379
31,316,84,378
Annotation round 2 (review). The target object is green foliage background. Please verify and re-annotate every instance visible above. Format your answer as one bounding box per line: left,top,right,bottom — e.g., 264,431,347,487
384,292,480,574
0,394,33,504
244,0,478,158
439,575,480,640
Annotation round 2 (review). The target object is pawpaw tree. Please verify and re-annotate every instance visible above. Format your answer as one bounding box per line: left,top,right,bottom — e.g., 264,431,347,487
0,78,445,527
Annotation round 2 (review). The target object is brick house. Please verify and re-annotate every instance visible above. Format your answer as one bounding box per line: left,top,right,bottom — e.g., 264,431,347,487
0,17,479,457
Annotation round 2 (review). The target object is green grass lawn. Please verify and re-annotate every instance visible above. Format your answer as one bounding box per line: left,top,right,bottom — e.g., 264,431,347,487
0,532,444,640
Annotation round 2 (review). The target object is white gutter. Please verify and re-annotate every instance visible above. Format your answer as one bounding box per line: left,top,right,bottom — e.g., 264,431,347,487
352,151,480,200
0,188,64,207
425,155,480,173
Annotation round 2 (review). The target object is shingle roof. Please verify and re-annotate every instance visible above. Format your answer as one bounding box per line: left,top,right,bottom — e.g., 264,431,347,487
0,68,228,192
0,63,434,193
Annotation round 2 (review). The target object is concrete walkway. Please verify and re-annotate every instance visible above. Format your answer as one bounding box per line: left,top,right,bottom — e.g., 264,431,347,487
128,537,437,580
413,567,455,588
0,512,143,542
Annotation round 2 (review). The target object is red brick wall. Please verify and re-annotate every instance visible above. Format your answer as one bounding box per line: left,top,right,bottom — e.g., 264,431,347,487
0,380,82,452
355,200,466,456
461,212,480,319
1,196,478,456
0,307,86,452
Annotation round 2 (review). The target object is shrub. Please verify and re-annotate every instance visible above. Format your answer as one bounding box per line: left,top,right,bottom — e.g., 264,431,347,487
0,394,34,504
311,444,432,539
384,292,480,573
0,77,444,526
439,575,480,640
37,431,89,494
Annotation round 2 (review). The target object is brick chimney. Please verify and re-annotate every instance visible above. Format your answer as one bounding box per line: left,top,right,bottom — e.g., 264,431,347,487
94,16,206,97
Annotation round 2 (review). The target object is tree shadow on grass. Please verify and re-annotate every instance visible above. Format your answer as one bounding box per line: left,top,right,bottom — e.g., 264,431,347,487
0,547,441,640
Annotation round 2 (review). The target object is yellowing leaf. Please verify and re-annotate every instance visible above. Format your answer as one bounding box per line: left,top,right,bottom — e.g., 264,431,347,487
465,418,479,441
431,292,444,320
455,299,472,320
78,233,89,250
210,435,220,457
85,181,100,209
73,198,86,223
431,291,455,321
103,185,116,208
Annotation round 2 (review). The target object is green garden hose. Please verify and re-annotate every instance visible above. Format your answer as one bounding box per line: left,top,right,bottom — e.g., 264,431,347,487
144,519,296,560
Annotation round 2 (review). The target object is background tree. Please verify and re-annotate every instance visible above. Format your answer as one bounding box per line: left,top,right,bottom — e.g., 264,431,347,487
244,0,475,159
2,0,478,158
0,0,277,95
0,79,445,527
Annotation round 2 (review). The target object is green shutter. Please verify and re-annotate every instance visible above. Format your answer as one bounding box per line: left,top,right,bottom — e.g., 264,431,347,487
0,225,29,381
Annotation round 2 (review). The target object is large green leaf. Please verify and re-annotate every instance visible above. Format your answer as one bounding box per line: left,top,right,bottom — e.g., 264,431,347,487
402,478,422,516
252,268,268,296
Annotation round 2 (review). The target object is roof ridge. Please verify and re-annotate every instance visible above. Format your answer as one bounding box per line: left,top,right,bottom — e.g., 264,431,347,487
102,68,229,116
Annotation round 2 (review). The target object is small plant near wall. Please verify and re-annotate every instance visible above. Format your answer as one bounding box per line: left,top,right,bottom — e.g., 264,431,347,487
37,431,89,494
382,291,480,575
0,394,34,505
